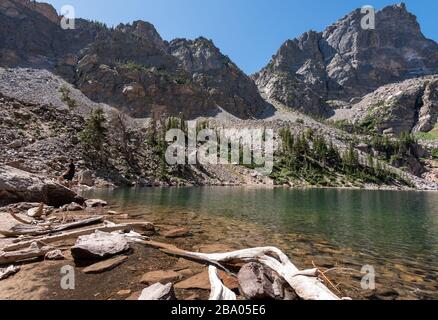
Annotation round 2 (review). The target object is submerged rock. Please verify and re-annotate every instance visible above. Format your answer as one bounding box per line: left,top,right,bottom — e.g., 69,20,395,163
140,270,181,285
85,199,108,208
175,269,238,291
163,227,192,238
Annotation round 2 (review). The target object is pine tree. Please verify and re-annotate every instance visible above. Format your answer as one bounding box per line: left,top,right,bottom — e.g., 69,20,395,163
79,107,107,152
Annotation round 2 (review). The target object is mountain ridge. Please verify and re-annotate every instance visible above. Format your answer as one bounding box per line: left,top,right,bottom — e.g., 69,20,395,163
1,0,437,136
254,3,438,119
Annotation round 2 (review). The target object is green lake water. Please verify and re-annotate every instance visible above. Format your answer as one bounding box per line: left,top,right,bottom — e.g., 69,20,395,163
84,187,438,299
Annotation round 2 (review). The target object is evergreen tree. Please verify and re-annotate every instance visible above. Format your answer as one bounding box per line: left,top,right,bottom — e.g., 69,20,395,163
79,107,107,153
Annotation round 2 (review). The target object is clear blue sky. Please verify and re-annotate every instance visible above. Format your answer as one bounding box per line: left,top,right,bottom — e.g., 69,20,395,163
44,0,438,74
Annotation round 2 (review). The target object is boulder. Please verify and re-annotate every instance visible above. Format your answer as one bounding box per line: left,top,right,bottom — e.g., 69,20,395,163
140,270,181,285
163,227,192,238
138,283,176,301
64,202,85,212
117,289,132,297
78,170,94,187
175,269,239,291
237,263,298,300
0,165,84,207
367,288,400,300
82,256,128,274
195,244,235,253
44,250,65,261
85,199,108,208
71,231,130,263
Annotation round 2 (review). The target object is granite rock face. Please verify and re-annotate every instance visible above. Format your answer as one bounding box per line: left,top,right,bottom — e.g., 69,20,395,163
0,0,102,81
255,3,438,117
1,0,437,134
337,76,438,135
0,1,269,119
169,38,270,118
0,164,83,207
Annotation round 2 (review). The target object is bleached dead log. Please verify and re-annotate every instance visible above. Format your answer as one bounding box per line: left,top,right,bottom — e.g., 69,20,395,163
209,266,237,301
142,241,342,301
0,265,20,280
3,222,154,252
0,243,53,265
0,216,105,237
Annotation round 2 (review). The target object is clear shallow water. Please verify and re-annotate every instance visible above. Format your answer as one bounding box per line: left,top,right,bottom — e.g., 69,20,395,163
84,187,438,299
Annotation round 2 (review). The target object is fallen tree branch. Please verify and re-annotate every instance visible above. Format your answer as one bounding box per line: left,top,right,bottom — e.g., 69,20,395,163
0,216,105,237
9,212,32,225
0,243,53,265
208,266,237,300
3,222,154,252
141,240,233,275
142,241,342,300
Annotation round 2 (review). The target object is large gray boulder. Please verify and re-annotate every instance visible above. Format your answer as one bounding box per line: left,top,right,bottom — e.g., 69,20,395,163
237,263,298,300
0,165,84,207
71,231,130,263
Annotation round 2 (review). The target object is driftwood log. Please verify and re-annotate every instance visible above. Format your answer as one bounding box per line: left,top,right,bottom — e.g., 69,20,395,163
3,222,154,252
208,266,237,300
0,265,20,280
0,216,105,237
0,243,53,265
141,240,342,300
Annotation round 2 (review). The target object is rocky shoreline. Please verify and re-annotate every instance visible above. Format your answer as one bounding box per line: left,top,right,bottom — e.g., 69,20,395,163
1,168,436,300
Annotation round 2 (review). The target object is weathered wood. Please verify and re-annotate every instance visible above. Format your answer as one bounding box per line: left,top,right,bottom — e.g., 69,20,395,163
209,266,236,301
0,216,105,237
3,222,154,252
0,243,53,265
141,240,231,273
141,241,342,300
9,212,32,225
0,265,20,280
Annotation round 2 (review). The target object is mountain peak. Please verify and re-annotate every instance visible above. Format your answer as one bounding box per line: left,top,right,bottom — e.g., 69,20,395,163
3,0,59,23
255,2,438,115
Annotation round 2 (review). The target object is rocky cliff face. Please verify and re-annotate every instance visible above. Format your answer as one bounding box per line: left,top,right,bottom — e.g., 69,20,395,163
255,3,438,117
0,0,102,77
0,0,268,119
169,37,270,118
335,75,438,135
1,0,437,135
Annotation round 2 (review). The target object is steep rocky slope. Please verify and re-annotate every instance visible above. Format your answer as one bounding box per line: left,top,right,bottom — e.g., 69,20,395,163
0,68,272,187
0,0,103,79
331,76,438,135
0,0,269,119
254,3,438,118
0,1,437,190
